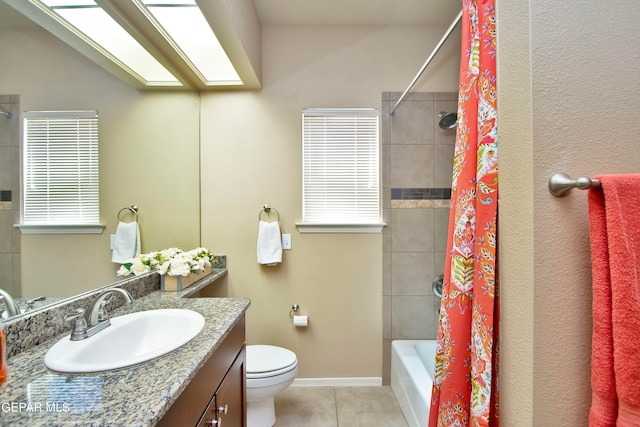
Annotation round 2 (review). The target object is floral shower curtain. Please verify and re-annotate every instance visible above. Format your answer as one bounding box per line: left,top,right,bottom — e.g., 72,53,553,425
428,0,499,426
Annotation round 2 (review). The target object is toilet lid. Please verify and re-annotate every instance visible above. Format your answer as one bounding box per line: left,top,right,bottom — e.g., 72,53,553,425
246,345,297,374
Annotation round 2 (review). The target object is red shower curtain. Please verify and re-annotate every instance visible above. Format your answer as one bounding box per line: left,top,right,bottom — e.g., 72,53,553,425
428,0,498,426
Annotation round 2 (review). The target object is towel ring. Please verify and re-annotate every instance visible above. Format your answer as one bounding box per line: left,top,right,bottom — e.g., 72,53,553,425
259,204,280,222
117,205,138,223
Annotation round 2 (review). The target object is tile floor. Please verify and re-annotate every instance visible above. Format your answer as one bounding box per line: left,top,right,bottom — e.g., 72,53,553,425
273,386,409,426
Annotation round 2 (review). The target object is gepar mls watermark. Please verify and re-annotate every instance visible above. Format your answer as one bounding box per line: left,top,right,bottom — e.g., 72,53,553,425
1,401,71,413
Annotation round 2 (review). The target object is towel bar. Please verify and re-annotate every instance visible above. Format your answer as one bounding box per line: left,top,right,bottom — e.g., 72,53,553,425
548,173,601,197
117,205,138,222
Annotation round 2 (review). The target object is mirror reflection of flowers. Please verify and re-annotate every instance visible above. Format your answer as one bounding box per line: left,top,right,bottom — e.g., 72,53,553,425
117,248,216,277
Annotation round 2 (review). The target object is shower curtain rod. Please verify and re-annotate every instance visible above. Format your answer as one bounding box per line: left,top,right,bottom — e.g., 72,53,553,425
389,10,462,116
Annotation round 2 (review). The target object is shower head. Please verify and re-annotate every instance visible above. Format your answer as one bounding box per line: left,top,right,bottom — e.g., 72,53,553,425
0,111,12,119
438,111,457,130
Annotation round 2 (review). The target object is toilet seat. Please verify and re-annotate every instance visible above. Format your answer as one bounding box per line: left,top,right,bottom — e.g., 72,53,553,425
246,345,298,379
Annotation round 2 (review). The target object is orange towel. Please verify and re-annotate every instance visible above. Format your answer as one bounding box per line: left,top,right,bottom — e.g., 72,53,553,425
588,175,640,427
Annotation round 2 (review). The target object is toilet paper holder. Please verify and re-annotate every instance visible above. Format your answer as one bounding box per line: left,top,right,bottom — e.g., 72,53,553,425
289,304,300,319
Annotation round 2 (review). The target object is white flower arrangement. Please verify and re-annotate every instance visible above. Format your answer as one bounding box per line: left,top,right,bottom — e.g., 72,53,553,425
117,247,216,277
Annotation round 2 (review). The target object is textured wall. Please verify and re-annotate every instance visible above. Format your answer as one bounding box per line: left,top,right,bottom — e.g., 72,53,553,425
496,0,535,422
499,1,640,424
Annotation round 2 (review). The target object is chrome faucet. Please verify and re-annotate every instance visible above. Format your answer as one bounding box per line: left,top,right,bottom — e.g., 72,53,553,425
65,288,133,341
88,288,133,335
0,288,21,318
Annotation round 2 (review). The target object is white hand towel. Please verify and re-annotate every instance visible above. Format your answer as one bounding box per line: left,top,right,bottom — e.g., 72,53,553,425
257,220,282,266
112,221,141,263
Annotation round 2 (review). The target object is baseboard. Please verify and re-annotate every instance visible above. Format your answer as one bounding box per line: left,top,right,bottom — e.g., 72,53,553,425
291,377,383,387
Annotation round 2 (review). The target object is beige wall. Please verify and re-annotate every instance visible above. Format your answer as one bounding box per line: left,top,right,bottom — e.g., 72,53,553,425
199,25,460,379
498,1,640,425
496,0,534,422
2,20,462,380
0,26,201,298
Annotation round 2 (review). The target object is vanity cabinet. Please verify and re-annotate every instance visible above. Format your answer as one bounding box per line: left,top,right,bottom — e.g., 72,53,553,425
158,315,246,427
197,349,245,426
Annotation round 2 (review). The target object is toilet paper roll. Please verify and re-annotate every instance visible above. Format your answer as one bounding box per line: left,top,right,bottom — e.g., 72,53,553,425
293,315,308,327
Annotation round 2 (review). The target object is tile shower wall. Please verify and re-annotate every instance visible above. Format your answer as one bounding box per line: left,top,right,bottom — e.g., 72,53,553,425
0,95,20,297
381,92,457,384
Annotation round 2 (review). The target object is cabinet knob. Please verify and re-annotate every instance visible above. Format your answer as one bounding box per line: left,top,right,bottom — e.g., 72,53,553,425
207,419,221,426
217,404,228,415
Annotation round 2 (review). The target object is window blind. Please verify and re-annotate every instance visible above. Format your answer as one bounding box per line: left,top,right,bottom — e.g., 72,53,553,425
23,111,99,225
302,108,380,224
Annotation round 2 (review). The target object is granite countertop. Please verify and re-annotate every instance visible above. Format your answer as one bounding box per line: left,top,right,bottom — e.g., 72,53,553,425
1,297,64,320
0,272,250,426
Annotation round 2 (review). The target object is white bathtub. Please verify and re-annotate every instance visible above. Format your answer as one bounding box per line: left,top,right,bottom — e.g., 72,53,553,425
391,340,436,427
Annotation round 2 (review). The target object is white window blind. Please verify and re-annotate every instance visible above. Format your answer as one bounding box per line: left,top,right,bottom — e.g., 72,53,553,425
22,110,100,227
301,108,382,231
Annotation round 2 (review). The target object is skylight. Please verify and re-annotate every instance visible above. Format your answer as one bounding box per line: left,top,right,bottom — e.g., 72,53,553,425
30,0,243,88
139,0,242,85
40,0,182,86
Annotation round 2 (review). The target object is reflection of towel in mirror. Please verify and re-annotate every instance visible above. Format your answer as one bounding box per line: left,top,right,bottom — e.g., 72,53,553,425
257,220,282,266
111,221,141,263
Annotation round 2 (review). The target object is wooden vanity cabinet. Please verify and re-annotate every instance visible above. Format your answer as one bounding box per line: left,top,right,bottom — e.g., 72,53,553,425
197,348,245,426
158,315,246,427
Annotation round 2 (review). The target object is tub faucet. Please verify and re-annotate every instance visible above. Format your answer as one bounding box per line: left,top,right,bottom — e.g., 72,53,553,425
87,288,133,336
0,288,20,318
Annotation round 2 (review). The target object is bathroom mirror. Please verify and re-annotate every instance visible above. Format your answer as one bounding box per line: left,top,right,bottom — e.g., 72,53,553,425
0,6,202,318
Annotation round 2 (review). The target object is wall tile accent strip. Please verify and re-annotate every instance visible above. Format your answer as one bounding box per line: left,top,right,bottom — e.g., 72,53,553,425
391,188,452,200
391,199,451,209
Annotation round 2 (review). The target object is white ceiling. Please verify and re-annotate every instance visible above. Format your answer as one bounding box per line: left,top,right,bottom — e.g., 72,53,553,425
253,0,461,25
0,0,462,28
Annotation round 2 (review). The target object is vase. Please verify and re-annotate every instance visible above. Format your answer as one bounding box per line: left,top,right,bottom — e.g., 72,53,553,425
160,265,212,292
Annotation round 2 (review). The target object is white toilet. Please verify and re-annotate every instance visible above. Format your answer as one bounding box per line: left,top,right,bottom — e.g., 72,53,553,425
246,345,298,427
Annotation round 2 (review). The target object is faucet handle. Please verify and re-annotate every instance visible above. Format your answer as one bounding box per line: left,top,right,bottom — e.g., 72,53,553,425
64,307,85,321
25,296,45,310
96,296,115,322
65,308,88,341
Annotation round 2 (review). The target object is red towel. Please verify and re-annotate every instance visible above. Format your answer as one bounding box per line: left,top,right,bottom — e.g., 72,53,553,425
588,174,640,427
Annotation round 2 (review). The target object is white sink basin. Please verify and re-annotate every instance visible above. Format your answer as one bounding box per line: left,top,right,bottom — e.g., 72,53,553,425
44,308,205,373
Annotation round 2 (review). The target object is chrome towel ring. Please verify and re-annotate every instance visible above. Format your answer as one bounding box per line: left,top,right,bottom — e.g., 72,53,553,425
117,205,138,222
259,204,280,222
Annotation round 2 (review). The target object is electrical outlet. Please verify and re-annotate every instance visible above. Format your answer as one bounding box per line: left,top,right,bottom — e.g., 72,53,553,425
282,234,292,250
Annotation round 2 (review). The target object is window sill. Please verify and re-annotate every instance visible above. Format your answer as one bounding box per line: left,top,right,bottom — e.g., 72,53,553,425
16,224,105,235
295,223,386,233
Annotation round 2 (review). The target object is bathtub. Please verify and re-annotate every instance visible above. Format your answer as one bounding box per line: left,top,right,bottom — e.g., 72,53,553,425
391,340,436,427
